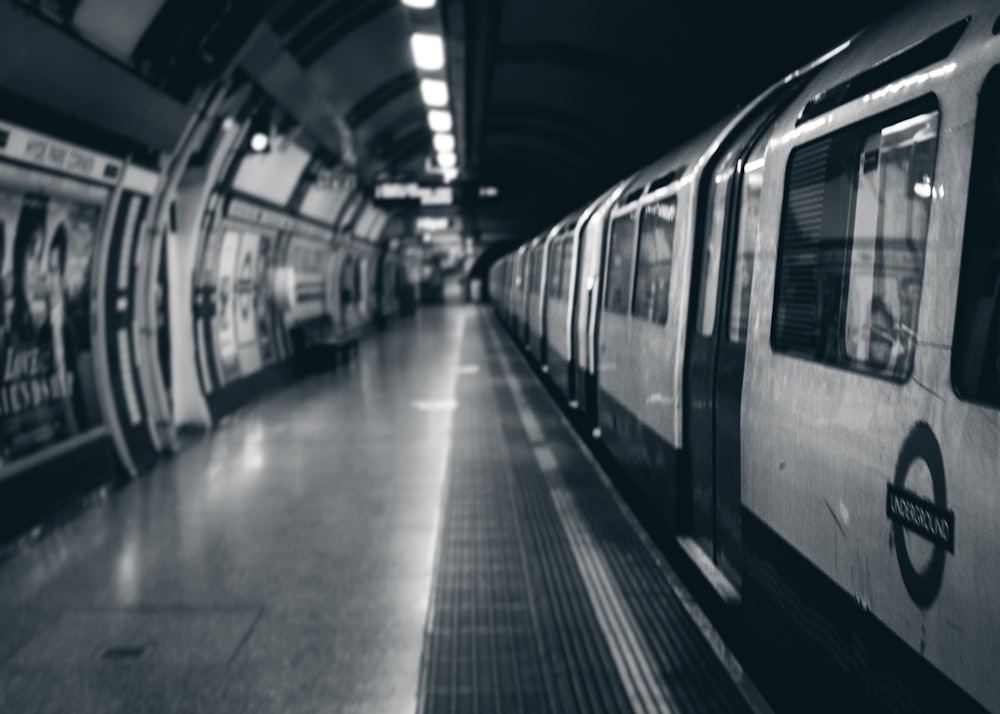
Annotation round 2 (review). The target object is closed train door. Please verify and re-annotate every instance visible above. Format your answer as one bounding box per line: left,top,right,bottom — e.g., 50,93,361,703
685,103,782,589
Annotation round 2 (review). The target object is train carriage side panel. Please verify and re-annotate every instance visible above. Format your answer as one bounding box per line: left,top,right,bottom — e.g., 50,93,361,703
525,233,547,357
742,4,1000,710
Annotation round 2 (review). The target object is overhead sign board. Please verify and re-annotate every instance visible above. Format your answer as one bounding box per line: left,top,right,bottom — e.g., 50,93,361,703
375,182,453,206
416,216,451,232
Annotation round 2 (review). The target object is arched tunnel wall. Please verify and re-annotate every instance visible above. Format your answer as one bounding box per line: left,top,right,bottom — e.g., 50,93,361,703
0,5,414,546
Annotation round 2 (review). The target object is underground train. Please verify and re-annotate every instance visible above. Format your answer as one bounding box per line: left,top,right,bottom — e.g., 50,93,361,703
489,1,1000,710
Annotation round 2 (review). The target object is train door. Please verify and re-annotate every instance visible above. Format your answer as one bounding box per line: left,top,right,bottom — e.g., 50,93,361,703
576,186,623,425
685,109,778,589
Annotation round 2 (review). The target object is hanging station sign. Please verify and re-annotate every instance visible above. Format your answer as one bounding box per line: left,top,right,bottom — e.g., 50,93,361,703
374,182,453,206
0,122,123,186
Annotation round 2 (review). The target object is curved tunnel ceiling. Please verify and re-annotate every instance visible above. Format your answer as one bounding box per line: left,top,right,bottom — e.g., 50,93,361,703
246,0,916,242
1,0,919,245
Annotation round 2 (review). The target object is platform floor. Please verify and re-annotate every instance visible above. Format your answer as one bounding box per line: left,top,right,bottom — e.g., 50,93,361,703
0,306,766,713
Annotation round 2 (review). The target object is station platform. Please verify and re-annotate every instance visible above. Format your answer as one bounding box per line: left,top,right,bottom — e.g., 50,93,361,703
0,305,768,714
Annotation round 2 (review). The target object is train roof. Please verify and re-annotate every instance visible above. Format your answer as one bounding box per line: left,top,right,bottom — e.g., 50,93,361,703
766,0,997,144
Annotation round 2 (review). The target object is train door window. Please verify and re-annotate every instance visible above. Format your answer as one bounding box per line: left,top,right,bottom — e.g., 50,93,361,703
727,143,766,343
547,240,562,298
953,67,1000,407
533,248,544,295
528,249,538,295
771,99,939,381
696,166,734,335
632,198,677,325
552,237,566,299
605,212,638,314
561,237,574,299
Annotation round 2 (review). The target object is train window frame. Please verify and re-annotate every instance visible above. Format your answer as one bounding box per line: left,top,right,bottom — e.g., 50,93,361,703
604,211,639,315
631,196,677,326
529,245,542,296
560,236,574,300
952,66,1000,408
770,94,940,385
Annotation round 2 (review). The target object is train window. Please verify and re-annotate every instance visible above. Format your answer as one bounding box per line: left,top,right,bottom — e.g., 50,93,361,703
605,213,638,314
772,100,939,383
529,248,540,295
953,67,1000,407
728,146,766,343
560,237,574,299
632,198,677,325
547,240,562,298
697,166,733,336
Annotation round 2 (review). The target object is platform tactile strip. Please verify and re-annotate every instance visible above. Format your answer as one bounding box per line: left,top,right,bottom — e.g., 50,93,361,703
416,311,754,714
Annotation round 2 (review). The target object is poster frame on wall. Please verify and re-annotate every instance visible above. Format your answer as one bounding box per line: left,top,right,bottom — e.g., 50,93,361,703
0,120,124,480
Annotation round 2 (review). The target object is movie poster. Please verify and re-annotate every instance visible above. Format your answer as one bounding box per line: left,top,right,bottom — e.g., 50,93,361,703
214,229,241,384
0,162,106,466
233,232,262,377
254,234,275,366
233,231,259,348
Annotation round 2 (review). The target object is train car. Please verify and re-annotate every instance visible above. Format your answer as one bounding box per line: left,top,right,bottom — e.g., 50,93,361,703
594,133,710,533
524,231,550,358
510,244,528,342
572,183,626,424
491,2,1000,710
542,210,584,400
739,3,1000,711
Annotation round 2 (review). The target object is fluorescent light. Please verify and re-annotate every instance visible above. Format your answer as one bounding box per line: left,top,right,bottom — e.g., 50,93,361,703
402,0,436,7
433,133,455,152
437,150,457,168
420,79,449,107
249,132,269,153
411,33,445,71
443,168,459,183
427,109,453,133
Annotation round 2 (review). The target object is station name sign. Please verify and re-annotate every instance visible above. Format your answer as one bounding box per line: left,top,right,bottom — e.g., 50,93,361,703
0,121,122,185
375,182,453,206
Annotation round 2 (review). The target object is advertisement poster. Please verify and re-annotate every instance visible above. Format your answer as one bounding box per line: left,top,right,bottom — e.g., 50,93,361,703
214,229,241,384
233,231,259,348
254,234,275,366
0,161,106,466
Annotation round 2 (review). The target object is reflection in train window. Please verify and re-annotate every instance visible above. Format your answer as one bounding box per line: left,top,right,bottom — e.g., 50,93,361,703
559,237,573,300
954,67,1000,407
604,213,638,315
632,198,676,325
772,102,939,382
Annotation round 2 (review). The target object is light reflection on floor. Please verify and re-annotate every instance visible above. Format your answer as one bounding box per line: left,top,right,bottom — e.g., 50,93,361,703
0,305,471,713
